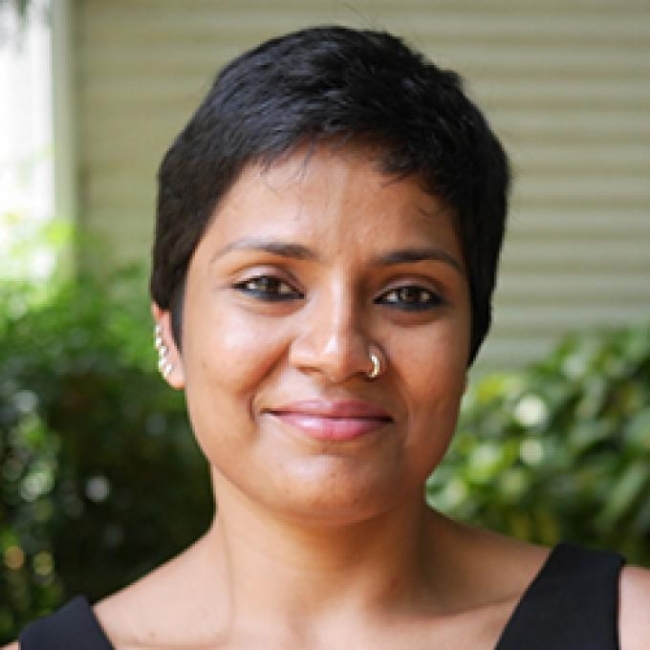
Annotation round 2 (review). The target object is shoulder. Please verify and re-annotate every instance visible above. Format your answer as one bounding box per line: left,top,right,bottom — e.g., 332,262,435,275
428,517,551,612
94,533,222,647
1,643,19,650
619,564,650,650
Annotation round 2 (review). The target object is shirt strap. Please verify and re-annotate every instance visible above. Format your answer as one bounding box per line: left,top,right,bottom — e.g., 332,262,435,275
19,596,114,650
496,542,625,650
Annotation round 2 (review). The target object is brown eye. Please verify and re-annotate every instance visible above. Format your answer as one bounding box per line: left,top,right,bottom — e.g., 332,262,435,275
379,285,443,311
234,276,302,301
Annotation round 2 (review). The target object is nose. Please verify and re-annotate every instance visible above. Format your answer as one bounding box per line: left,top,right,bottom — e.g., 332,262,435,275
288,287,374,383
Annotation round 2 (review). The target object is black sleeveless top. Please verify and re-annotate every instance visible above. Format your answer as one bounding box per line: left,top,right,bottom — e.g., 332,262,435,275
19,543,625,649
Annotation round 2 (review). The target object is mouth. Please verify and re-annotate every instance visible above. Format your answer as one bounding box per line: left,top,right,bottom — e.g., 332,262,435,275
266,399,393,441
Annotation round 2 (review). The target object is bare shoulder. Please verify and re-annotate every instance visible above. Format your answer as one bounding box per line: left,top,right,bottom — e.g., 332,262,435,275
430,516,551,610
94,532,221,647
619,564,650,650
1,642,20,649
93,558,185,645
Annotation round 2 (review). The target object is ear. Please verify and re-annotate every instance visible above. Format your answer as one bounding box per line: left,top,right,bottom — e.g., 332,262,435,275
151,302,185,389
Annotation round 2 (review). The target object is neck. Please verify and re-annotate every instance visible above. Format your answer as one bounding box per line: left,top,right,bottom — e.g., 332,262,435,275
200,475,446,630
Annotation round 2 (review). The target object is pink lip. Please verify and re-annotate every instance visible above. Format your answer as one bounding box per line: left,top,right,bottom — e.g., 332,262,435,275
267,399,392,441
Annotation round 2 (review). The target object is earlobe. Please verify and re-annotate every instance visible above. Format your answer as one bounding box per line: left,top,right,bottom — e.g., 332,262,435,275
151,303,186,389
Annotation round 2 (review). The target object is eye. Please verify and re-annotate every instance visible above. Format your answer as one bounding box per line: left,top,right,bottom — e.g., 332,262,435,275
378,285,444,311
233,275,302,302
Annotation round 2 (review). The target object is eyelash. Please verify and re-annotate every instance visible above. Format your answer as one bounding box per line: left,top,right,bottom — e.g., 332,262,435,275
233,275,444,312
377,285,444,311
233,275,302,301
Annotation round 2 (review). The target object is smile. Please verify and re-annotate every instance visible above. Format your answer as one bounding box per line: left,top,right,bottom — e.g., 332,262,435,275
267,399,393,441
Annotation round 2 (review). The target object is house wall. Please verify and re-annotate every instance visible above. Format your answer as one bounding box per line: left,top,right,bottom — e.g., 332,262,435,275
66,0,650,371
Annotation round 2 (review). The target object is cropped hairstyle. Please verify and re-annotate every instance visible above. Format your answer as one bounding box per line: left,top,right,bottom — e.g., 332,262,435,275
150,25,510,365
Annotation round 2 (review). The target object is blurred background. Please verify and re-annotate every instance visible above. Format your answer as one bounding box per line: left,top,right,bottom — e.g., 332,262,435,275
1,0,649,641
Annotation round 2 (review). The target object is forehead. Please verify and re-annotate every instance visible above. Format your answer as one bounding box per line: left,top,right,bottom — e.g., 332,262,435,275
200,146,459,252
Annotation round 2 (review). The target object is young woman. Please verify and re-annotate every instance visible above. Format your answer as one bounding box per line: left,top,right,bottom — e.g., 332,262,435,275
11,25,650,649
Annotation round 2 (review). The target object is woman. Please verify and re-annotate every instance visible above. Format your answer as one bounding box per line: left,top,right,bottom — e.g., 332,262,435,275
10,25,650,649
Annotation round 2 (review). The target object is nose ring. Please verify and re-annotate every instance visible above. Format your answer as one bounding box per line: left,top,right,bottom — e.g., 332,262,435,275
367,351,382,380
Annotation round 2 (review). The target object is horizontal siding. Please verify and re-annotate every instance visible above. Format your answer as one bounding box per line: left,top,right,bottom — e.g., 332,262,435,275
71,0,650,371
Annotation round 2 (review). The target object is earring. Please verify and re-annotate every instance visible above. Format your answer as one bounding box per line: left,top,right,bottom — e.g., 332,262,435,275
154,324,173,379
367,351,382,380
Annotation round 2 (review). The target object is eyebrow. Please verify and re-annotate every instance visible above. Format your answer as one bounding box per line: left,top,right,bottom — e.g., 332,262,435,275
375,247,465,275
211,237,464,275
211,237,317,263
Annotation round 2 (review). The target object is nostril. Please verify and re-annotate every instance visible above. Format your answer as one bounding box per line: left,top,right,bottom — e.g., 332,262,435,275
289,330,377,384
287,296,376,382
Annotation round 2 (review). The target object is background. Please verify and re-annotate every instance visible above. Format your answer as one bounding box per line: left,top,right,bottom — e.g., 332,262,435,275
1,0,649,641
64,0,650,370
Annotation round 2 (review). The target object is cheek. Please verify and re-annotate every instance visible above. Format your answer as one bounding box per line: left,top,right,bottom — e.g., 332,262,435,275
181,305,292,428
408,363,464,431
397,324,467,439
180,314,268,465
403,359,465,484
402,318,468,387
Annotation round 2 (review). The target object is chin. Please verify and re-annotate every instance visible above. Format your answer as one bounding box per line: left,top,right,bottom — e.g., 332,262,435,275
253,461,424,525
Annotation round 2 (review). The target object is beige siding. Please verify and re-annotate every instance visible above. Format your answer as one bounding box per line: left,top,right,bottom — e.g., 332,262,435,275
69,0,650,371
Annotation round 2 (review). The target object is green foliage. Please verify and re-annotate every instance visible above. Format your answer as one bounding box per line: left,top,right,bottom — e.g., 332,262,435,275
0,270,212,642
428,324,650,565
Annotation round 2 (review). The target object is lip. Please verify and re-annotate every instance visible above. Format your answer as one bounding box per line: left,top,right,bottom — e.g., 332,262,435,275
267,399,392,441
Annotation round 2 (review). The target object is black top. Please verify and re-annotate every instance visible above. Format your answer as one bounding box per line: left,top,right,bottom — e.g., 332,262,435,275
19,542,624,649
495,542,625,649
19,596,113,650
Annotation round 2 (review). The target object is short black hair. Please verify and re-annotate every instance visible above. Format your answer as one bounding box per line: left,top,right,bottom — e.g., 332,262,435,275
150,25,510,365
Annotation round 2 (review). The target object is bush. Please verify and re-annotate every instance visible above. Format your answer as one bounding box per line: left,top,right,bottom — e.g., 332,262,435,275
0,271,212,642
428,323,650,565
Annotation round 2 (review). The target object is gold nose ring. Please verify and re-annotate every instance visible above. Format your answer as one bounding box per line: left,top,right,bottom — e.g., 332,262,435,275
367,351,382,380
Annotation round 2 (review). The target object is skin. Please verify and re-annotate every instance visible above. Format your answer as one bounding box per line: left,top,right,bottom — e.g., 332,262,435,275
169,146,471,529
5,147,650,649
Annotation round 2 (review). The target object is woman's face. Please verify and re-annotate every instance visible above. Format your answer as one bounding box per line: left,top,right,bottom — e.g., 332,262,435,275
158,147,471,524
